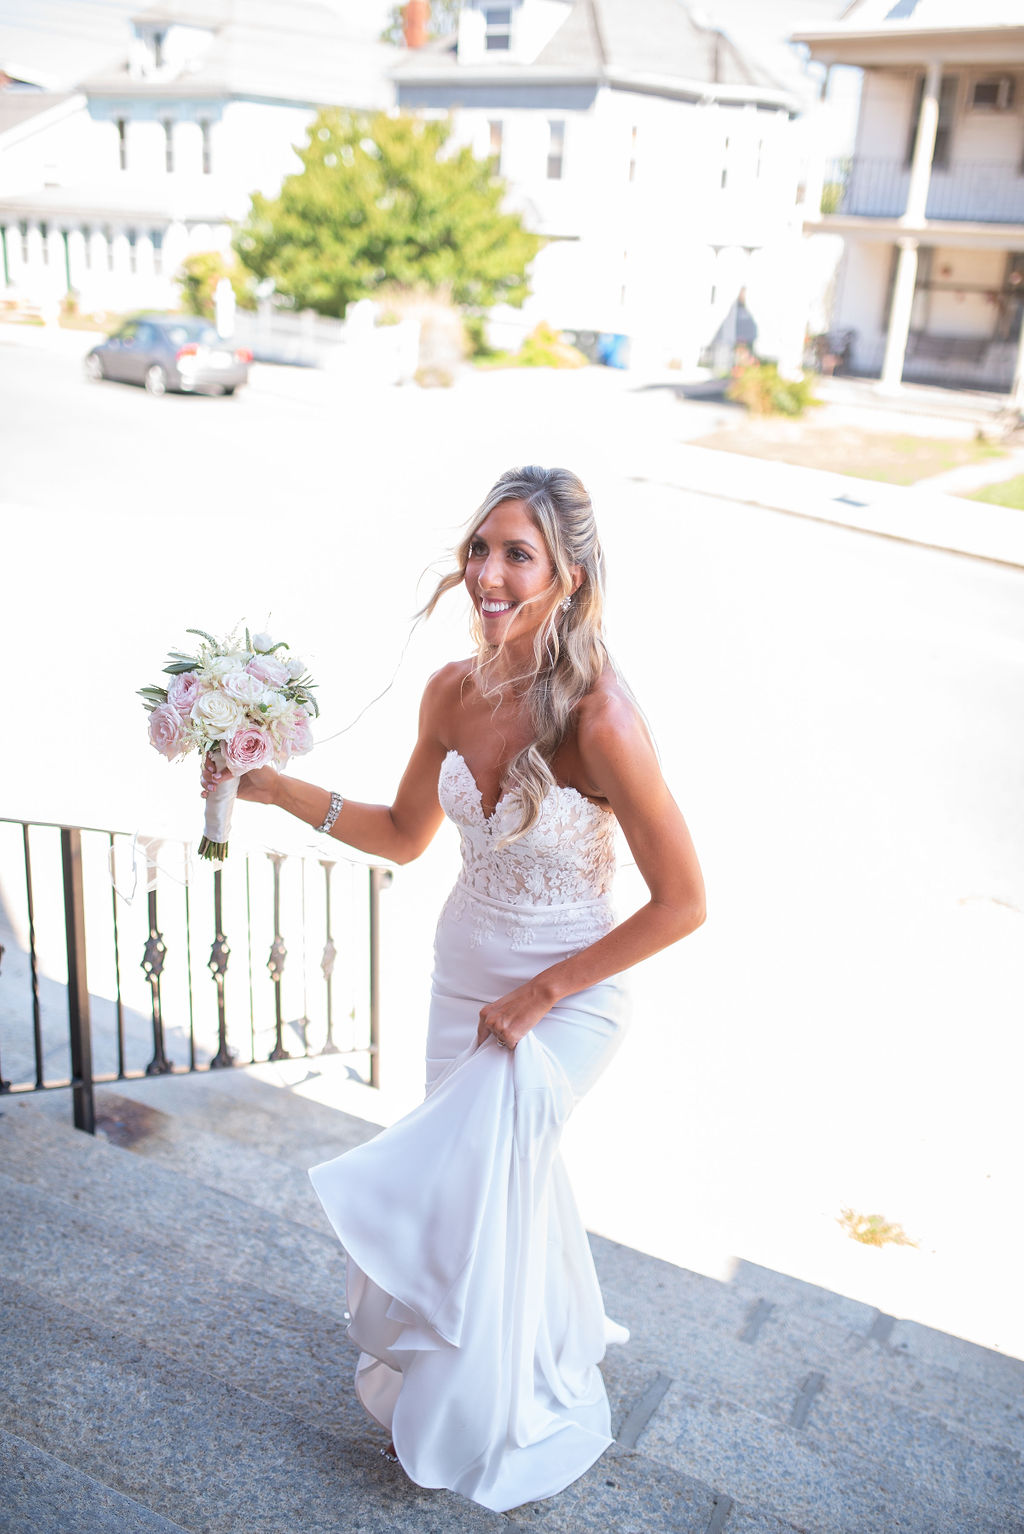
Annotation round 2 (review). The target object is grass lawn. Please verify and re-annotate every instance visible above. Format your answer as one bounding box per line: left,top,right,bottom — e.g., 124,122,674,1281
692,422,1006,486
966,475,1024,509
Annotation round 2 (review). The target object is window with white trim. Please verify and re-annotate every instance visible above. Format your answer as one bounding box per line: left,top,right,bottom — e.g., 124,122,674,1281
547,119,565,180
163,119,175,172
484,7,512,51
200,120,212,174
116,118,128,170
970,75,1016,112
488,119,503,169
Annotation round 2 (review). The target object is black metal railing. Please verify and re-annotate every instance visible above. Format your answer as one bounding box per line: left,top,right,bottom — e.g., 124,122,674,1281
819,156,1024,225
0,818,392,1134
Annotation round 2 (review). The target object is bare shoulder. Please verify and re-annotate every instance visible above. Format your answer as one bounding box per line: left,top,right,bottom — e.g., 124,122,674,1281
575,669,651,757
420,659,475,740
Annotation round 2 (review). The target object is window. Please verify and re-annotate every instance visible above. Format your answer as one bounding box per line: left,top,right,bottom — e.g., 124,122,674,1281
39,222,49,264
721,138,729,190
116,118,127,170
484,7,512,51
151,227,164,275
628,125,637,182
127,228,137,273
82,225,92,269
487,119,503,168
105,227,114,270
200,120,212,174
547,119,565,180
971,75,1015,112
18,220,28,261
163,119,174,173
905,73,958,172
153,30,165,69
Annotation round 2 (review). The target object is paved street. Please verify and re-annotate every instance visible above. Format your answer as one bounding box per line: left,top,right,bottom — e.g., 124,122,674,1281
3,335,1024,1355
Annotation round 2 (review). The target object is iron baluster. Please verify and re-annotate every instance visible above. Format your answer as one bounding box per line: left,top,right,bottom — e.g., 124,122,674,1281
142,880,172,1075
184,847,196,1072
61,828,95,1134
368,866,392,1090
109,833,126,1078
266,852,289,1061
320,858,339,1053
209,867,232,1068
23,825,44,1089
245,855,256,1064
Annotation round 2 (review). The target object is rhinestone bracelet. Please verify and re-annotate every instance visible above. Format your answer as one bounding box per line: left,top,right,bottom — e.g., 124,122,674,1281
316,790,344,836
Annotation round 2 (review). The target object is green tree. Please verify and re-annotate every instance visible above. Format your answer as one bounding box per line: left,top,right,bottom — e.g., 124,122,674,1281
380,1,461,44
234,110,540,317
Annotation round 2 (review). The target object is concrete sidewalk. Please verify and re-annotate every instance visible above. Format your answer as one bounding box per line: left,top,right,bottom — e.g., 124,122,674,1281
633,437,1024,570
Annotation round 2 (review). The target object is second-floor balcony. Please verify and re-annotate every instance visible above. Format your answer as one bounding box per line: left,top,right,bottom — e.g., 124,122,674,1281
820,157,1024,227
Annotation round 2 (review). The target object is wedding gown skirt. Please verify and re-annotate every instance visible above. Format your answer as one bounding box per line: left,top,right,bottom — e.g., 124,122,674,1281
309,880,630,1513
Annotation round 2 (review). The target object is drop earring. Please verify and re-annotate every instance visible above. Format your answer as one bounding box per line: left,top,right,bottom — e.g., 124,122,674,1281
561,595,573,612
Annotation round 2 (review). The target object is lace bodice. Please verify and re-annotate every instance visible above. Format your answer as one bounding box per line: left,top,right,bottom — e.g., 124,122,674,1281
438,750,617,908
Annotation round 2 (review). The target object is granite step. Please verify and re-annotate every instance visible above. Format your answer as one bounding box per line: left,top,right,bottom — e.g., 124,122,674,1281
0,1099,346,1313
69,1064,382,1168
0,1429,191,1534
633,1378,1024,1534
0,1276,503,1534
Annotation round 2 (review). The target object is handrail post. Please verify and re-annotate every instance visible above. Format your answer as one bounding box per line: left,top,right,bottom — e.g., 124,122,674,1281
61,827,95,1134
368,866,392,1089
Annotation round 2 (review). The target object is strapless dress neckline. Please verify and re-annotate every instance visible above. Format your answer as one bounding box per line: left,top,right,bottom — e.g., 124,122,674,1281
443,748,610,826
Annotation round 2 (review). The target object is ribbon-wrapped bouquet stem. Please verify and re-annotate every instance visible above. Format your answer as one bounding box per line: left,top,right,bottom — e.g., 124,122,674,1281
140,627,317,860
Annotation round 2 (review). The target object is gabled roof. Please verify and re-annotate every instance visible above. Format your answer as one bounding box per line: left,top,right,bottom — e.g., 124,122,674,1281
0,90,83,144
81,0,399,110
395,0,793,107
537,0,784,90
793,0,1024,64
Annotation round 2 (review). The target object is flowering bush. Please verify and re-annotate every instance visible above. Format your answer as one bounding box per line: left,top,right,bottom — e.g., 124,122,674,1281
140,627,318,859
727,358,821,419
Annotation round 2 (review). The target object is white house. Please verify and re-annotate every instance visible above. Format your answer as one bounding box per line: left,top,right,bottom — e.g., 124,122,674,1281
794,0,1024,395
0,0,399,314
394,0,807,370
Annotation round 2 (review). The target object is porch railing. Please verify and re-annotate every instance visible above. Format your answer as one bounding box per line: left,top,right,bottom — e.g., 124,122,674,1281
820,157,1024,225
0,818,392,1134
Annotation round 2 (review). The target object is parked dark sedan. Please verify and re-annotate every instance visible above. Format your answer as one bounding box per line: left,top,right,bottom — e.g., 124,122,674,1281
85,315,251,396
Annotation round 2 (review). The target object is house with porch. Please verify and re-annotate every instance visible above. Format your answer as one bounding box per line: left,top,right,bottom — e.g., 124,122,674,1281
394,0,806,370
0,0,397,315
794,0,1024,396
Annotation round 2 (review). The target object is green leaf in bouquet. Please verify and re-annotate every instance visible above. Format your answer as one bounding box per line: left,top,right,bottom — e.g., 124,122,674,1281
163,661,199,675
245,627,252,653
266,641,290,653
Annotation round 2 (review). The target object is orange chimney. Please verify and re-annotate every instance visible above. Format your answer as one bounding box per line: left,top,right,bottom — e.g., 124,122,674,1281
403,0,430,48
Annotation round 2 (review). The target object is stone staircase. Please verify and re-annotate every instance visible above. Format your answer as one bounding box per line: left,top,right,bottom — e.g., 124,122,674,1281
2,1069,1023,1534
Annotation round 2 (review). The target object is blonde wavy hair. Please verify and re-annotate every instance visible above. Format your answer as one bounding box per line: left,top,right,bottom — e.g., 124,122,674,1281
420,466,608,842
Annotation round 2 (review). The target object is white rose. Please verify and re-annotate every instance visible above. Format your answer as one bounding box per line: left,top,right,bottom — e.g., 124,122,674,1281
203,653,249,680
252,632,274,652
287,657,305,680
259,693,292,721
221,671,270,708
192,689,245,739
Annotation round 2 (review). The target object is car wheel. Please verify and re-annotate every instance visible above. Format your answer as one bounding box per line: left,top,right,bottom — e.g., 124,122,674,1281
85,355,104,382
145,365,168,397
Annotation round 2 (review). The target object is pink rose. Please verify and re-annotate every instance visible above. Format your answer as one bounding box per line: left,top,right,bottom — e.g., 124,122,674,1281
167,671,200,715
221,671,268,707
224,724,273,776
148,702,185,760
284,710,314,759
246,655,289,689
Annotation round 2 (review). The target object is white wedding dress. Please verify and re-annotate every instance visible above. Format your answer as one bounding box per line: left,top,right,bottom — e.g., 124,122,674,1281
309,750,630,1513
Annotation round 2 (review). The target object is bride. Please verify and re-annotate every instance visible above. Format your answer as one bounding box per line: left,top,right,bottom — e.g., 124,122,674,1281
201,465,705,1512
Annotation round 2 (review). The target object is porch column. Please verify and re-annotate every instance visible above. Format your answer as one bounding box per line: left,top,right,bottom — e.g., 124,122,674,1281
879,237,919,392
904,59,942,225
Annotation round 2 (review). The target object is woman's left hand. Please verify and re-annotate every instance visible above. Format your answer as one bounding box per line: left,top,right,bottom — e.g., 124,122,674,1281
477,980,555,1052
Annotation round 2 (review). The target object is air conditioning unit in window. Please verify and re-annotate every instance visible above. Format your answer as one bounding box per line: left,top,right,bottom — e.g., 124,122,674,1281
970,75,1016,111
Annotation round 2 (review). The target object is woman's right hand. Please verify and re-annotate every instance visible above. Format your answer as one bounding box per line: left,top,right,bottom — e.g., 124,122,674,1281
200,757,280,805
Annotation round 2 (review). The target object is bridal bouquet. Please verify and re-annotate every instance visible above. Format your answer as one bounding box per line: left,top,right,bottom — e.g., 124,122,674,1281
140,627,318,860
